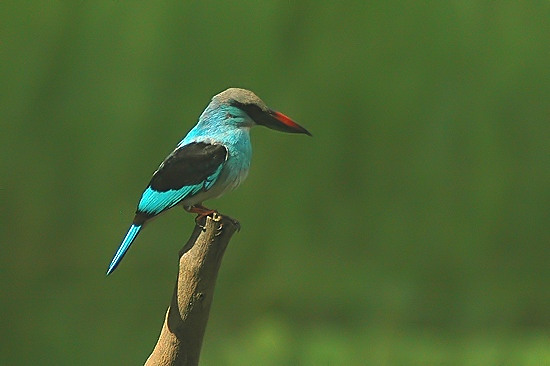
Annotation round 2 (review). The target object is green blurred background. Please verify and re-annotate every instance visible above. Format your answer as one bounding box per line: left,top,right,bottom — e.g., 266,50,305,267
1,1,549,365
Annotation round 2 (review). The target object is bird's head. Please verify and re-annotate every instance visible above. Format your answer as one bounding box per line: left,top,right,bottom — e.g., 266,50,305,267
211,88,312,136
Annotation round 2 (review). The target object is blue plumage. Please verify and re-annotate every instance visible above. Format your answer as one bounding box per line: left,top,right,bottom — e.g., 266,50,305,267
107,88,311,274
137,165,220,215
107,224,142,275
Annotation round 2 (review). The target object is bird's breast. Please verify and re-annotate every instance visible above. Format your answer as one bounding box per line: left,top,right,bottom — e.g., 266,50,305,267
222,140,251,191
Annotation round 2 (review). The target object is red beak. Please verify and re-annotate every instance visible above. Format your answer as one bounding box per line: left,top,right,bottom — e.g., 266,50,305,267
262,109,312,136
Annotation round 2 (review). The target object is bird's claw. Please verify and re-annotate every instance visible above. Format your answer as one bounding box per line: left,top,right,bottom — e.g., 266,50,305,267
195,212,217,230
186,204,218,230
186,205,240,232
215,223,223,236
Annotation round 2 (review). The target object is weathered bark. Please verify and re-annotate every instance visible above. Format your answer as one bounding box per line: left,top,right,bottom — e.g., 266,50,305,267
145,213,239,366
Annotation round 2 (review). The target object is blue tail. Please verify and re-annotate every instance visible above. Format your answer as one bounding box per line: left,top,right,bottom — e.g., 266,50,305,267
107,224,142,275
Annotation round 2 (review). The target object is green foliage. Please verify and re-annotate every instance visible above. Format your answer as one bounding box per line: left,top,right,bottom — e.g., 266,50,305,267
1,1,548,364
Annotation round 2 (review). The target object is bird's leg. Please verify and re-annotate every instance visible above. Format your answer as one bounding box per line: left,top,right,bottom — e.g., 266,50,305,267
184,204,218,227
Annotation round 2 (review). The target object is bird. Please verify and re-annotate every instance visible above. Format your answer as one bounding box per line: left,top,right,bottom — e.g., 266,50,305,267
106,88,311,275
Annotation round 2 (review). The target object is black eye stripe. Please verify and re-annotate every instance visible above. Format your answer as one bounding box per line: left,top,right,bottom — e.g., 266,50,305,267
229,100,264,121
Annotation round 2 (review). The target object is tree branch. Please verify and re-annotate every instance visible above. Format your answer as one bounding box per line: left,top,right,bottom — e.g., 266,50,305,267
145,213,239,366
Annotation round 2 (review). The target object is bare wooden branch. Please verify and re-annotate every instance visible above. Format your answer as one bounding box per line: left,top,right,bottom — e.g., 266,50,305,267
145,213,239,366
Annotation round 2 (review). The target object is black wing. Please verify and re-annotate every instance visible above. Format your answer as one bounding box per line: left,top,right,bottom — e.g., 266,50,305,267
149,142,228,192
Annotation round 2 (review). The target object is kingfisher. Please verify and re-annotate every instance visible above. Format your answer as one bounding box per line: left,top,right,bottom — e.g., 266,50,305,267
106,88,311,275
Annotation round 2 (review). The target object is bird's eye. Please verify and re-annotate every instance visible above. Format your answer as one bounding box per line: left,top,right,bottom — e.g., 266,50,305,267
226,112,234,119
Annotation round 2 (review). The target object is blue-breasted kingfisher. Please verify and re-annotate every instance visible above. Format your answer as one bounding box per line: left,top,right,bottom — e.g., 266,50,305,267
106,88,311,275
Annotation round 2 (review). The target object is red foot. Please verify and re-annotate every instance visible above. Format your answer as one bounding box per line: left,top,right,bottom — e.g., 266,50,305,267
184,204,217,225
